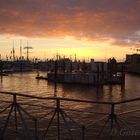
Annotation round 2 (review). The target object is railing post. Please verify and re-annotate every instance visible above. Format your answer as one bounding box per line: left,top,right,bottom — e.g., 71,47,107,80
13,94,18,133
34,118,38,140
56,98,60,140
13,94,17,105
82,125,85,140
110,104,115,130
54,60,58,95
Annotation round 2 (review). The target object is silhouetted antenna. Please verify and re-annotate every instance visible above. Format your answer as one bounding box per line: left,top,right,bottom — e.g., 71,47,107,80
74,54,77,61
70,55,72,60
24,41,33,61
56,51,59,60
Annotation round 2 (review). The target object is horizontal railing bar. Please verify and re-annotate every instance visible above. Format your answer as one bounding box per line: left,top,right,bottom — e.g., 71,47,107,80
114,97,140,104
0,91,114,105
0,91,48,100
0,91,140,105
1,98,140,116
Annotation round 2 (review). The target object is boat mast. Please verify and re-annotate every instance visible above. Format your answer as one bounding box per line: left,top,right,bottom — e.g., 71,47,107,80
20,40,22,60
12,40,15,61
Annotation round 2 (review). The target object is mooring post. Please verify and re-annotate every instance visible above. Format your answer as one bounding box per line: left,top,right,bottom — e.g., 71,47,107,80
56,98,60,140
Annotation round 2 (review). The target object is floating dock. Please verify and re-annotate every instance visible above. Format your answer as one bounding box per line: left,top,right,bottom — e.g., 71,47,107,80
36,72,124,85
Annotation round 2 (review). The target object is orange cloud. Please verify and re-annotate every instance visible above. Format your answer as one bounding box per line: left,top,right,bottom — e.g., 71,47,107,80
0,0,140,47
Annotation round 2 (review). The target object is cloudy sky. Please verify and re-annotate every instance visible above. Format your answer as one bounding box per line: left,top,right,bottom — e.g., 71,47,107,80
0,0,140,61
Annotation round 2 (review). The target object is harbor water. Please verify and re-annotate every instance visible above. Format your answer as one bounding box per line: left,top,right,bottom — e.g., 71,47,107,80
0,72,140,100
0,72,140,139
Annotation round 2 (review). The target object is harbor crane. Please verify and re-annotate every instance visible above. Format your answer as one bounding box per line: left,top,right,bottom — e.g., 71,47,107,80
24,43,33,61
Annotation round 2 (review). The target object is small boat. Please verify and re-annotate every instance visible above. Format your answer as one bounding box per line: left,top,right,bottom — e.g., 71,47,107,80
36,76,48,80
0,73,8,76
107,74,123,84
12,60,33,72
3,69,14,74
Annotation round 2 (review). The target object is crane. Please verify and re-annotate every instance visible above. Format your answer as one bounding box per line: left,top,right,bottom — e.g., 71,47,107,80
24,42,33,61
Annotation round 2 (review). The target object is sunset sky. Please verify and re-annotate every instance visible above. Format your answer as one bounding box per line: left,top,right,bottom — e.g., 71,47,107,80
0,0,140,61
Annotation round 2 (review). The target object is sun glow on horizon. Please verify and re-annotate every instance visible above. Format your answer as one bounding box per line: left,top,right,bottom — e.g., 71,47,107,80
0,34,131,61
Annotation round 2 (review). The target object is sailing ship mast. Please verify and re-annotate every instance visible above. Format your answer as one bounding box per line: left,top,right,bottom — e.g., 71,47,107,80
20,40,22,60
12,40,15,61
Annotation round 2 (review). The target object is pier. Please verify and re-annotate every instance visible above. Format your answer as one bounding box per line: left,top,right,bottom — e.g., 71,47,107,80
0,91,140,140
36,58,125,86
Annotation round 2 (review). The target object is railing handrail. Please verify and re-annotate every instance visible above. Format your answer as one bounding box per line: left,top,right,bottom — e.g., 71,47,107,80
0,91,113,105
0,91,140,105
0,90,140,140
114,97,140,104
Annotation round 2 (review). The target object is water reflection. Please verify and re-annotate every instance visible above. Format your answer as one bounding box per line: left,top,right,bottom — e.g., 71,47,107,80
0,72,139,102
0,72,140,140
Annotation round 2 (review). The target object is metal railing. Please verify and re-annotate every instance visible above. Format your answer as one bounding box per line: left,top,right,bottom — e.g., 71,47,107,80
0,91,140,140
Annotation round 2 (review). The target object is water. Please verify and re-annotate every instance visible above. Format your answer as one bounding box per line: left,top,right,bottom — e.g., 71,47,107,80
0,72,140,139
0,72,140,101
